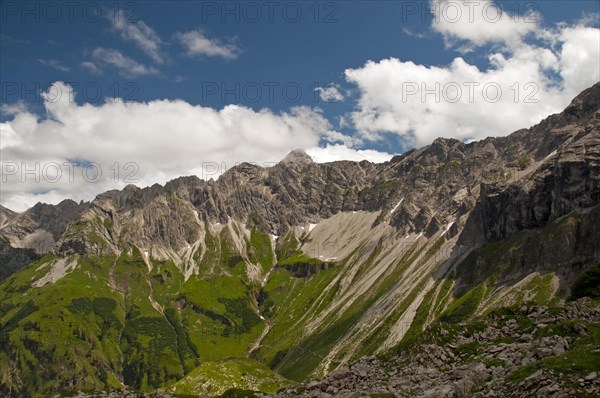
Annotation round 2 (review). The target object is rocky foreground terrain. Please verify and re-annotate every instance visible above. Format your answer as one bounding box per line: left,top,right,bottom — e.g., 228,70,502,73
272,299,600,398
66,298,600,398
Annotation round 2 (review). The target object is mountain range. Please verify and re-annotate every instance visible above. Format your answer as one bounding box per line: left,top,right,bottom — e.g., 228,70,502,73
0,82,599,398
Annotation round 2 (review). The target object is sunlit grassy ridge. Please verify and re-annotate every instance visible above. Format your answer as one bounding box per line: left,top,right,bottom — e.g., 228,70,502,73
167,358,293,396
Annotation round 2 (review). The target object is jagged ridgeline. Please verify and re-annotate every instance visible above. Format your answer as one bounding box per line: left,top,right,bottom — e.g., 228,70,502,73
0,83,599,397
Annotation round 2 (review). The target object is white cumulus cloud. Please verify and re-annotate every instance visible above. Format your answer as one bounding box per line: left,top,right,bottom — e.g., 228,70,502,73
111,10,165,64
92,48,159,78
307,144,394,163
0,82,336,211
80,61,103,75
175,29,241,60
314,84,345,102
38,58,70,72
344,2,599,147
430,0,541,49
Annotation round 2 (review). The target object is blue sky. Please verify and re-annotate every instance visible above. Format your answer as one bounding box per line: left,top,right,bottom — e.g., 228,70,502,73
1,0,599,210
2,1,596,125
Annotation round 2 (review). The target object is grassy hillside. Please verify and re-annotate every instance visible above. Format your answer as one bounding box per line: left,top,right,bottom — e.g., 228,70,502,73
0,223,274,397
167,358,293,396
1,207,597,397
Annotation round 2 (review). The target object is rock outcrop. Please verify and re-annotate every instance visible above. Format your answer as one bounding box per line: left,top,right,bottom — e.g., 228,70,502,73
0,200,89,280
270,299,600,398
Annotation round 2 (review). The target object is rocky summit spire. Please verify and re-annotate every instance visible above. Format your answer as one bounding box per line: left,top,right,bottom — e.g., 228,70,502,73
280,149,314,165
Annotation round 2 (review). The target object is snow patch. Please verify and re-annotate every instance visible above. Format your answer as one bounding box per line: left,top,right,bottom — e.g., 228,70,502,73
149,296,163,314
543,150,558,161
309,223,318,232
390,197,404,214
142,250,153,272
443,221,455,234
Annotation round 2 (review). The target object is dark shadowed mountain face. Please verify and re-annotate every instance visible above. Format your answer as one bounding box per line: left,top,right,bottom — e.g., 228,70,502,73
0,83,598,398
1,199,90,249
0,199,89,281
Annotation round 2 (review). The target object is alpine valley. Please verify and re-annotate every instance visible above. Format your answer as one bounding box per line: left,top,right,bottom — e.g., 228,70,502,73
1,83,599,398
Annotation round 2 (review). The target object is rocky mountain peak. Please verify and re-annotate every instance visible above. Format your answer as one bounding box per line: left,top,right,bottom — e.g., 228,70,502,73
42,81,598,258
0,204,18,228
280,149,314,165
564,81,600,119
